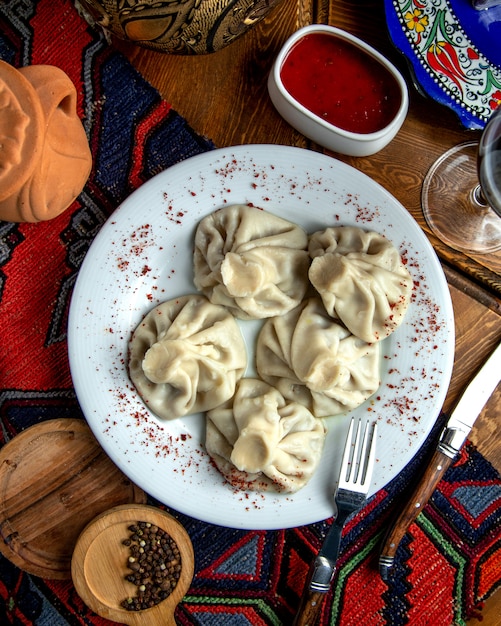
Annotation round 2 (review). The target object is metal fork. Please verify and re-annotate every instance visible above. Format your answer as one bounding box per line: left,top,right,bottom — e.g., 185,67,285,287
293,418,378,626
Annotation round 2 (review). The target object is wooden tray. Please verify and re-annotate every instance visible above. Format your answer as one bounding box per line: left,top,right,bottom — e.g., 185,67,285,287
0,418,146,579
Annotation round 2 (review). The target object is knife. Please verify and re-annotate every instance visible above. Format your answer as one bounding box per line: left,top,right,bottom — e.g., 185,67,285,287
379,340,501,581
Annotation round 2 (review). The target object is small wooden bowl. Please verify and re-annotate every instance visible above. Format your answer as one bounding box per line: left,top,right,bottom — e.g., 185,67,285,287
71,504,194,625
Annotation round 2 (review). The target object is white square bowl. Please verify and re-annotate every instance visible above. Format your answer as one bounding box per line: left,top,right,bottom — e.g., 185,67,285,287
268,25,409,156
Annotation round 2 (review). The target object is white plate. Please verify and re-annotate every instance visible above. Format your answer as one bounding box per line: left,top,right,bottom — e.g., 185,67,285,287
68,145,454,530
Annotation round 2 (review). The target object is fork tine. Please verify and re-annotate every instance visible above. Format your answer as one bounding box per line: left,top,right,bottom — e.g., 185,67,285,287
340,418,377,490
357,420,370,484
361,421,377,487
340,417,357,484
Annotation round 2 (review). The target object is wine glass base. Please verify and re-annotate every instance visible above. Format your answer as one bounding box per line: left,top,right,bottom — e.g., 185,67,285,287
422,141,501,254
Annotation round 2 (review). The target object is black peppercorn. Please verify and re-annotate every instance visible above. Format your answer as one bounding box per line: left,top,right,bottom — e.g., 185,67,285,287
120,520,182,611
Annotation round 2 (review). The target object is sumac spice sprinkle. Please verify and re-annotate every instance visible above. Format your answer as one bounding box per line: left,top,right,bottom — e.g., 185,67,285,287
120,521,181,611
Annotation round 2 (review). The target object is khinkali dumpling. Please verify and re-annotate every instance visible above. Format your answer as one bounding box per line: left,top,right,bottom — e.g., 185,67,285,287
308,226,412,343
256,298,380,417
206,378,326,493
193,205,310,320
128,295,247,420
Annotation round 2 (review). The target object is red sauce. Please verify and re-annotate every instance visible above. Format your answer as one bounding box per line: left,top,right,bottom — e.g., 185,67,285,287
280,33,401,134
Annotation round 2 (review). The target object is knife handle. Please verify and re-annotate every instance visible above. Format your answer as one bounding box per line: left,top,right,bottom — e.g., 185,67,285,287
379,448,454,580
292,589,325,626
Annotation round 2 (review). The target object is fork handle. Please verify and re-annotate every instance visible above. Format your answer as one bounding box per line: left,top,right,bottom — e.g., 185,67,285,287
292,589,325,626
293,510,351,626
292,555,333,626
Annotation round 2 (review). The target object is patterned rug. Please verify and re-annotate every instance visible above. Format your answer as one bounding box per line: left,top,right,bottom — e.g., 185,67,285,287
1,1,500,624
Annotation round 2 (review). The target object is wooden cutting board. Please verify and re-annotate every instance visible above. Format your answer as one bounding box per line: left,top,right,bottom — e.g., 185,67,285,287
0,418,146,579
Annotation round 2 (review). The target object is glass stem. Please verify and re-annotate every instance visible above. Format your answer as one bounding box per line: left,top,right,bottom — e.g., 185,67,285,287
472,184,490,208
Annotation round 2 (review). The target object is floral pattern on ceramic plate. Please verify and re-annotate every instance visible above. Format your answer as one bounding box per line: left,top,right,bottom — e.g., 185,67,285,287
385,0,501,129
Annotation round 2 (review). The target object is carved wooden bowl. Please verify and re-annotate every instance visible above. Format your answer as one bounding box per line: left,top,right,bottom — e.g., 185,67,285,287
76,0,285,54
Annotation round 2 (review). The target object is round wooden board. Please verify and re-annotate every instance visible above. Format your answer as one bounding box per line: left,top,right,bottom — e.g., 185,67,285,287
71,504,194,626
0,418,146,579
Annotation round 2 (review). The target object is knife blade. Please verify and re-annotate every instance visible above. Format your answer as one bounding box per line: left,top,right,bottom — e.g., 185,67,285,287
379,340,501,581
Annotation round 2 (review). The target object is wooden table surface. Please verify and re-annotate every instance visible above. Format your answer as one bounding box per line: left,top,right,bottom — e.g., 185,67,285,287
114,0,501,622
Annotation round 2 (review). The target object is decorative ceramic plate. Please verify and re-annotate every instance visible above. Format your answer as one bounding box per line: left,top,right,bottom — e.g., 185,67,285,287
68,145,454,530
385,0,501,129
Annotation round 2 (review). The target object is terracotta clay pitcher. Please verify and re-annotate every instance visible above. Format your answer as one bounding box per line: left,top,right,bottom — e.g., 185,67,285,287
0,60,92,222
